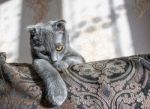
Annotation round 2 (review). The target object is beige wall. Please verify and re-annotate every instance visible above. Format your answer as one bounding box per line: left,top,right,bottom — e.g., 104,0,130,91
0,0,150,63
18,0,63,63
0,0,22,62
125,0,150,55
0,0,63,63
63,0,135,62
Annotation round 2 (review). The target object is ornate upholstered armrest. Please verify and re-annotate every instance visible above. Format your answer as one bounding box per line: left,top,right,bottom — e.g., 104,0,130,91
0,53,150,109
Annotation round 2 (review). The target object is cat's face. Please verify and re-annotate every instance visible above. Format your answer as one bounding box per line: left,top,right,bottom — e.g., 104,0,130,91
27,20,69,62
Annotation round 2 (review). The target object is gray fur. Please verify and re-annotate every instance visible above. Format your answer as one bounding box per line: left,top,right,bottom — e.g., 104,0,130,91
33,59,67,106
27,20,85,106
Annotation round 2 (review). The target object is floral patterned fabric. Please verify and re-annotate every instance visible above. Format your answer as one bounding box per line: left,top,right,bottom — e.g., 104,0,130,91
0,54,150,109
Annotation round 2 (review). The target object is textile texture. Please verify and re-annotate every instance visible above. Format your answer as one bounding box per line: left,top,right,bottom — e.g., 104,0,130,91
0,54,150,109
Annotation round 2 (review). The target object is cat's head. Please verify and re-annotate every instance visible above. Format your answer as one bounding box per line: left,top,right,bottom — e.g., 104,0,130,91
27,20,69,62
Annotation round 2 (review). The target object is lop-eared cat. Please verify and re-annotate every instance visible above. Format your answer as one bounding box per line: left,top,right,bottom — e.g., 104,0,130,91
27,20,85,107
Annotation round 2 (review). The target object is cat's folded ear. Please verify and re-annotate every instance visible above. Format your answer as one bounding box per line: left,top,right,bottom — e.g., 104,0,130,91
57,20,66,23
56,20,66,32
26,25,36,33
26,25,37,39
26,23,43,33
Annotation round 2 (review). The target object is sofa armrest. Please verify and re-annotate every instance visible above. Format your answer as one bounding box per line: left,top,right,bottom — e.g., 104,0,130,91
0,54,150,109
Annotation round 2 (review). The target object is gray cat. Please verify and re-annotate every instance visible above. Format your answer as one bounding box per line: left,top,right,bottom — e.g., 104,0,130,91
27,20,85,107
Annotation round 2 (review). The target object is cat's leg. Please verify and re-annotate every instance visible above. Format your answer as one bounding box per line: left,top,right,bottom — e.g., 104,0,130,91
63,50,86,65
53,55,85,72
33,59,67,106
33,46,50,61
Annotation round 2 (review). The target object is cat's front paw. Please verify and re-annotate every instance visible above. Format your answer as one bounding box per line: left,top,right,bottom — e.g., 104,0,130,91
54,61,69,71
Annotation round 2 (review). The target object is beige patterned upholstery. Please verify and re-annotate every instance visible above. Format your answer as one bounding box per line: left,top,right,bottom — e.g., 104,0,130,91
0,54,150,109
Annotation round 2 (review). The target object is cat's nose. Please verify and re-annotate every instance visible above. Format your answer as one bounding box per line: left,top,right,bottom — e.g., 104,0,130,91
52,58,57,63
51,54,58,62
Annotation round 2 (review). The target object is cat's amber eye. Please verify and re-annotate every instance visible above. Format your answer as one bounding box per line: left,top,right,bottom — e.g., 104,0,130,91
56,44,64,52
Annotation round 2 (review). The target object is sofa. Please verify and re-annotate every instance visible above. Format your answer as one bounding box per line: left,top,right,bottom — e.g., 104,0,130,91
0,52,150,109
